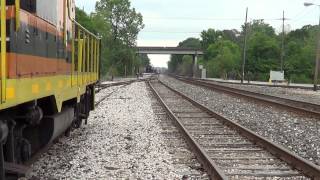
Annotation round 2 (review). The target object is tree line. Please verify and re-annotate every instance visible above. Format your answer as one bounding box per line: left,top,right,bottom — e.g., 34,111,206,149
75,0,150,79
168,20,319,83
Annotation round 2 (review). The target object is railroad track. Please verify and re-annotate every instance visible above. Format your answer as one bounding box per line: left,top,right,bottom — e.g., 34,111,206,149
95,84,128,107
96,80,136,93
174,76,320,118
95,78,156,106
96,77,156,93
197,77,315,90
149,80,320,179
148,86,209,179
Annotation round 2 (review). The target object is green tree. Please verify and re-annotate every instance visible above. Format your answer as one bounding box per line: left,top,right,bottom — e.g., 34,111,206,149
96,0,144,47
247,20,276,37
167,20,318,83
246,32,280,80
75,8,96,33
200,28,223,50
206,40,241,79
201,29,240,49
168,38,201,73
283,25,317,83
241,20,280,80
222,29,240,44
92,0,144,77
137,54,151,67
177,55,193,76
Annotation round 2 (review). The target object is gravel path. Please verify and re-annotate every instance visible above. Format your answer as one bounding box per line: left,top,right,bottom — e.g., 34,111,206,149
160,76,320,166
28,82,193,179
207,80,320,105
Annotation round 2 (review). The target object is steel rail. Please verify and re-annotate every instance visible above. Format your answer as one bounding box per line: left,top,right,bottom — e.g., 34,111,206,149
148,81,228,180
175,76,320,118
198,77,315,90
96,77,156,93
95,77,157,106
158,79,320,179
95,84,130,107
96,81,135,93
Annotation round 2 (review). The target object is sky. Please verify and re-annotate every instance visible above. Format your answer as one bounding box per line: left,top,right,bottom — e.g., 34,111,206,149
76,0,320,68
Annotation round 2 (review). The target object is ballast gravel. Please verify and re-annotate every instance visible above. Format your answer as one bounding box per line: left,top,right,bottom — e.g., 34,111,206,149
160,76,320,166
212,81,320,105
95,85,124,102
28,82,189,179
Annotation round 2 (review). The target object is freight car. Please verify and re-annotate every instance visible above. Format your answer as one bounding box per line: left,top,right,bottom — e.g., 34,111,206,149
0,0,101,179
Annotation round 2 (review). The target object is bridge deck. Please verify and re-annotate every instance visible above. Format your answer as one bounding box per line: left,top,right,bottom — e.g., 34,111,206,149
137,46,204,55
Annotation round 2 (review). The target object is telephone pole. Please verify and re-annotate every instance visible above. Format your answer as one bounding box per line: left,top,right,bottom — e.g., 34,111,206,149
315,7,320,91
304,2,320,91
241,7,248,84
281,11,285,72
280,11,289,72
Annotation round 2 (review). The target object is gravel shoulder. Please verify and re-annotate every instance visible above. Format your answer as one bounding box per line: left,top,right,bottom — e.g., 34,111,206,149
95,85,125,102
161,76,320,166
207,80,320,105
28,82,199,179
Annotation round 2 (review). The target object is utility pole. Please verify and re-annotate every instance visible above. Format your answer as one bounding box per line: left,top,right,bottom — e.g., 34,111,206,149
314,6,320,91
304,2,320,91
281,10,285,72
241,7,248,84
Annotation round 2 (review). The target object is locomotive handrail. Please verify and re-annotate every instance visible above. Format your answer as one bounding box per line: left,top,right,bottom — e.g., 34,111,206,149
73,21,101,40
15,0,20,31
1,0,6,103
65,0,100,40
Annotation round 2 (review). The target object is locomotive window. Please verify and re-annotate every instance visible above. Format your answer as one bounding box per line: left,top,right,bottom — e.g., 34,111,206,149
36,0,57,26
20,0,36,13
6,0,14,5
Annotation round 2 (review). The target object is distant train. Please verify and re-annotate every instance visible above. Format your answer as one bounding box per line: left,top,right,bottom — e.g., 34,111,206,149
0,0,101,179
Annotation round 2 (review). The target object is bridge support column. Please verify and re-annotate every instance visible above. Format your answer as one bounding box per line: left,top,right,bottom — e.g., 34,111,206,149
193,54,198,78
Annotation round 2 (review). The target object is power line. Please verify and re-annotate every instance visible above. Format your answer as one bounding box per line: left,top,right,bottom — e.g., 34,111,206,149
291,8,318,22
140,13,318,35
290,0,318,22
144,17,244,21
144,16,294,21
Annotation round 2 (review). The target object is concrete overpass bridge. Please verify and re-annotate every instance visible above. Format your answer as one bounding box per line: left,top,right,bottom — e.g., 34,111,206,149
136,46,203,55
136,46,204,77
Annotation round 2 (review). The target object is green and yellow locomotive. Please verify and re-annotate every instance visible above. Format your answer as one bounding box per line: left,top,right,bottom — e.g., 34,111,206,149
0,0,101,178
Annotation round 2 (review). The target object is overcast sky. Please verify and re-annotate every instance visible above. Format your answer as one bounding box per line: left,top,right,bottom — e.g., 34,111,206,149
76,0,320,68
